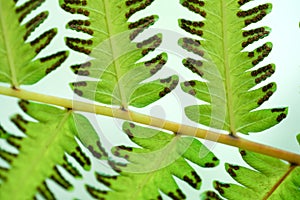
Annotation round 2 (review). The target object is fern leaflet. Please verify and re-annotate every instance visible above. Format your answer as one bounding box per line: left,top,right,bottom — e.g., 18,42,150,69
201,146,300,200
0,100,107,199
61,0,178,109
86,122,219,199
0,0,68,88
179,0,287,135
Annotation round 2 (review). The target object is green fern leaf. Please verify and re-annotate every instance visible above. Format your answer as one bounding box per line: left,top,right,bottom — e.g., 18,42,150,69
0,100,107,199
86,122,219,199
0,0,68,88
178,0,287,134
61,0,178,109
201,149,300,200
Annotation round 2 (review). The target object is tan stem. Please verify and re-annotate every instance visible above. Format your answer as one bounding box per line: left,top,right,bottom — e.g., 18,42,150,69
0,85,299,165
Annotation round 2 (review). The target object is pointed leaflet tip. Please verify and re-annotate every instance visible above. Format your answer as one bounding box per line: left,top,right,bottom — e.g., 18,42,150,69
0,0,67,88
0,1,67,86
72,113,108,160
88,122,218,199
62,0,167,108
179,0,283,135
0,102,106,199
129,75,179,108
215,150,300,199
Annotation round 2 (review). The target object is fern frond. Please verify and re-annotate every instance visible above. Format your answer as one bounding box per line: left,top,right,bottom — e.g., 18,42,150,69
201,147,300,200
61,0,178,109
0,0,68,88
179,0,287,135
86,122,219,199
0,100,107,199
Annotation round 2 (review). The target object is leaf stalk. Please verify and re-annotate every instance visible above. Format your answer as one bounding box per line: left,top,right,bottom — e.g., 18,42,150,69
0,85,299,165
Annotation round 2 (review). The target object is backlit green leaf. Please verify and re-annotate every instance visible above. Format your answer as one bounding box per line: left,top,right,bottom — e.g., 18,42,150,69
61,0,178,109
86,122,219,199
0,100,107,199
201,150,300,200
179,0,287,134
0,0,68,87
